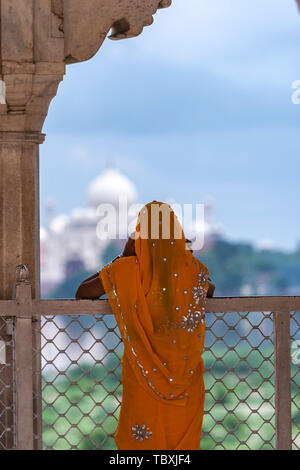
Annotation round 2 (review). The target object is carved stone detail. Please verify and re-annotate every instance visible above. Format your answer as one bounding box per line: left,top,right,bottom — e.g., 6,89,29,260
63,0,172,64
0,0,171,133
15,265,30,284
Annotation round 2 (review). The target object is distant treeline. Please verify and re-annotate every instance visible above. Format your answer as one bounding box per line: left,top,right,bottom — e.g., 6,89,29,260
197,239,300,296
47,239,300,299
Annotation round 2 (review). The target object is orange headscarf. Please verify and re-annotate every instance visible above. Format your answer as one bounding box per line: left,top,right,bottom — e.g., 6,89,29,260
100,201,210,450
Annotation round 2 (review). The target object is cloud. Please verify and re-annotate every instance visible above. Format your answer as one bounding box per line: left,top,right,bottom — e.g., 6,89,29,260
45,58,299,137
43,0,300,138
40,0,300,250
154,1,299,56
67,145,92,167
41,123,300,249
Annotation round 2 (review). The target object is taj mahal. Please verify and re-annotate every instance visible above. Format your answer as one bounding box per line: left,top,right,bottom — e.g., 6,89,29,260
40,166,223,296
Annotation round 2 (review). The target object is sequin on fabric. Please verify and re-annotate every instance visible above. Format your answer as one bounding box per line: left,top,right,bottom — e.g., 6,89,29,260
99,201,210,450
132,423,152,441
158,269,209,333
106,262,189,401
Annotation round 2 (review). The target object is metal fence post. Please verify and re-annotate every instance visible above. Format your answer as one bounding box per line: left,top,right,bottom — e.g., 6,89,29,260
14,265,34,450
274,311,292,450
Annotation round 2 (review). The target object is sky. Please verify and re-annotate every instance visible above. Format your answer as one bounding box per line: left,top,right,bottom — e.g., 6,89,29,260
40,0,300,251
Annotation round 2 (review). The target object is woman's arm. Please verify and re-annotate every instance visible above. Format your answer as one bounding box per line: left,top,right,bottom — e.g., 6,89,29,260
75,254,123,299
75,233,135,299
195,257,215,298
75,275,105,299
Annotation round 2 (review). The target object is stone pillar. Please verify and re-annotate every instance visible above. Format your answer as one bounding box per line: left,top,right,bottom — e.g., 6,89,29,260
0,132,44,449
0,133,44,300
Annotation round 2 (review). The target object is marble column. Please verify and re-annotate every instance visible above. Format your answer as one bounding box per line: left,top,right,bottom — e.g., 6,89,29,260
0,133,44,300
0,132,44,449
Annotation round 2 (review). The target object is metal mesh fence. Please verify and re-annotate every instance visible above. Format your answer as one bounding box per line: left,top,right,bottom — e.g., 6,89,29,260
32,311,280,450
0,317,16,450
291,311,300,450
33,315,123,450
202,311,275,450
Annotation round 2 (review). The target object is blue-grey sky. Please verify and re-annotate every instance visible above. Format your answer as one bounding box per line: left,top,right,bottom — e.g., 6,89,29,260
40,0,300,251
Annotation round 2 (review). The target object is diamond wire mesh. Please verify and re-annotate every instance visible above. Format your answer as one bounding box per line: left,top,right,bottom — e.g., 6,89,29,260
33,311,278,450
291,311,300,450
201,311,275,450
33,314,123,450
0,317,16,450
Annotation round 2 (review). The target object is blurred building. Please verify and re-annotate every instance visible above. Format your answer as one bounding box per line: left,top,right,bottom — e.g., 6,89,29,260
40,167,138,296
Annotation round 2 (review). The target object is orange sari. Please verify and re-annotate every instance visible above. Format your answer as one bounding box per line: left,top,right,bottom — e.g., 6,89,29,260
100,201,210,450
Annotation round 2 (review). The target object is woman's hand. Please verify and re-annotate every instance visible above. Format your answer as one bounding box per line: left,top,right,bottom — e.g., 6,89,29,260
75,273,105,299
75,235,135,299
75,236,135,299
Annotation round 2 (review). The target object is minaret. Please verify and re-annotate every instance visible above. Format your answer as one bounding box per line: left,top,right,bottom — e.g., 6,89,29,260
204,195,213,228
45,198,55,231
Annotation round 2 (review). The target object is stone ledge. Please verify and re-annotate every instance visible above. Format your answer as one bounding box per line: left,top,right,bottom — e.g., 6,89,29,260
0,131,45,144
2,61,66,76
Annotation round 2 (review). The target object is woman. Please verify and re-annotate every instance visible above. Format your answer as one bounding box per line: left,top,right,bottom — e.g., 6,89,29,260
76,201,215,450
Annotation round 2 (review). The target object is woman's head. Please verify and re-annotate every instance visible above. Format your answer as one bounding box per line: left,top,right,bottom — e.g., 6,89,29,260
122,201,193,257
135,201,185,250
122,234,193,257
136,201,184,243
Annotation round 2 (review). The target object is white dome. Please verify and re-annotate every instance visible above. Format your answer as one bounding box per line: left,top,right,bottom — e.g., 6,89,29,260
88,168,137,208
49,214,70,234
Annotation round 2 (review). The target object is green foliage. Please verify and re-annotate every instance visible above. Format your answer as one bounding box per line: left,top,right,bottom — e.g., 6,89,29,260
41,342,300,450
47,239,300,298
197,239,300,296
43,356,122,450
